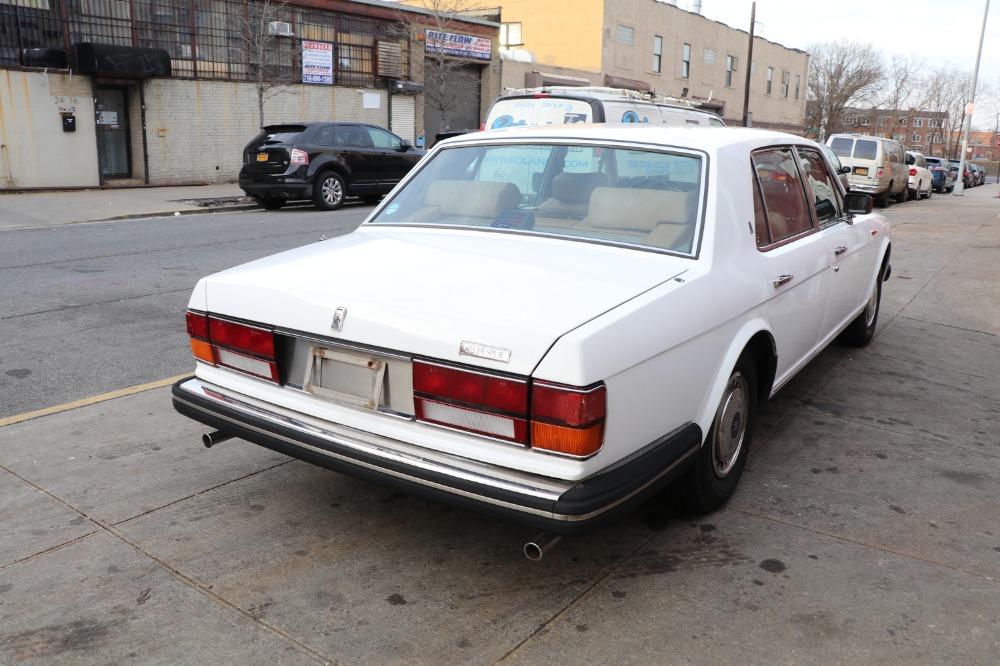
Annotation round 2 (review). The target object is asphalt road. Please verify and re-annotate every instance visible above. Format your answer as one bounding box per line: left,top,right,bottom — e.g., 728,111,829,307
1,190,999,664
0,203,371,419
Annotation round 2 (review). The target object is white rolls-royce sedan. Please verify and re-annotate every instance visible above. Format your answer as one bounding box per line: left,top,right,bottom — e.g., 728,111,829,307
173,124,890,548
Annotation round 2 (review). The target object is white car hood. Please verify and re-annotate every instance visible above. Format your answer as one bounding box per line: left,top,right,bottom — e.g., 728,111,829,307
199,227,688,375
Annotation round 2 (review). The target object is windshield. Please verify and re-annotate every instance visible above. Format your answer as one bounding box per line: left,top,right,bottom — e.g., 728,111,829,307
368,142,705,256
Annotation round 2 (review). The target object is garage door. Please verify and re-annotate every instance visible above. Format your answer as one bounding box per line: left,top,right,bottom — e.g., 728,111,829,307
424,62,482,139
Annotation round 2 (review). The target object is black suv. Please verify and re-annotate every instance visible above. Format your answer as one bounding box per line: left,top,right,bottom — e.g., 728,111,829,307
239,122,425,210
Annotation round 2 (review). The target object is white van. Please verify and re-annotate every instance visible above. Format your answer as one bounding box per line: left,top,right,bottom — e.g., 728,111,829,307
826,134,908,207
484,87,725,130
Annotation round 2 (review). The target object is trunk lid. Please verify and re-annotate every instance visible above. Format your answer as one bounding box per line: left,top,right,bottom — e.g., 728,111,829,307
201,227,689,375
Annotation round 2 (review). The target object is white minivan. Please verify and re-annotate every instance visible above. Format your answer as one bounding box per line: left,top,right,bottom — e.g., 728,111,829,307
827,134,909,207
484,86,725,130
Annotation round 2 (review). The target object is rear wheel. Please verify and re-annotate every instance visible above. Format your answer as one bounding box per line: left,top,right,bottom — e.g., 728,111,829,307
678,352,758,514
313,171,345,210
875,189,890,208
923,184,932,199
894,184,907,204
252,195,286,210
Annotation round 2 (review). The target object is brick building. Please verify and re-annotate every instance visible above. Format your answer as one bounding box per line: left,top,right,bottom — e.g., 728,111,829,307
832,108,951,157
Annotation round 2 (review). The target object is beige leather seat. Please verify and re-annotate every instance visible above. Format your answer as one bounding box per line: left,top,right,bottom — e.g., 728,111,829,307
535,172,609,227
573,186,696,251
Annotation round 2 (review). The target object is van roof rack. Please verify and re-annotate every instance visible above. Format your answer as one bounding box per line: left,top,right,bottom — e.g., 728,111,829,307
502,85,703,108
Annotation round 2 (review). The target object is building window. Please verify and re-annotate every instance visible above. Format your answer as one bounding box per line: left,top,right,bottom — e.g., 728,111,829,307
681,43,691,78
725,55,736,87
652,35,662,73
781,71,789,97
617,25,634,46
846,116,857,124
766,67,773,94
914,119,924,128
751,60,757,74
930,133,941,143
876,133,886,138
861,118,870,126
795,74,801,100
930,119,942,128
893,133,905,141
899,118,908,127
704,47,715,65
912,133,921,142
500,22,523,47
878,117,888,126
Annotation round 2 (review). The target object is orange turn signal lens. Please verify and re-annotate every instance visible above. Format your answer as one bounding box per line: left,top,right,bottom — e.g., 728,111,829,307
531,421,604,458
190,338,216,365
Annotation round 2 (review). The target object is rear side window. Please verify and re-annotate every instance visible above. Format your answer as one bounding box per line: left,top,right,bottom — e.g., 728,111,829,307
752,148,815,247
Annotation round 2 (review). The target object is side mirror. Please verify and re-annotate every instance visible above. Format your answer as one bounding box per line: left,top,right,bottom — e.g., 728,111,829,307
844,192,873,215
838,165,851,175
398,140,412,152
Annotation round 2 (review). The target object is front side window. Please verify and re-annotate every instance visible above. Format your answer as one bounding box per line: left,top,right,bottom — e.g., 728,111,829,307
752,148,815,247
367,126,403,149
682,43,691,78
797,147,842,227
368,142,706,256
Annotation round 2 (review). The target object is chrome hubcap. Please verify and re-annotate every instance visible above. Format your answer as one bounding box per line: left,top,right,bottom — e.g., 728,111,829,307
322,177,342,205
864,282,878,327
713,373,748,478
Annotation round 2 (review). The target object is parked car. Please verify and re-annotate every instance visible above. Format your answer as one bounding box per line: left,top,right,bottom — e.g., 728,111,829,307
924,156,955,193
485,86,725,130
174,126,890,553
906,151,933,200
974,164,986,186
238,122,425,211
948,160,973,189
827,134,908,207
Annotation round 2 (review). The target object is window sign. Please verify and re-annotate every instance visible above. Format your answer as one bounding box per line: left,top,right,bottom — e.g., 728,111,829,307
302,40,333,84
425,30,491,60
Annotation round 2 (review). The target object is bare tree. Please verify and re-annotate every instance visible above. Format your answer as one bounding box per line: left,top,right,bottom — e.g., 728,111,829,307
877,55,929,142
807,41,885,141
242,0,298,129
393,0,479,135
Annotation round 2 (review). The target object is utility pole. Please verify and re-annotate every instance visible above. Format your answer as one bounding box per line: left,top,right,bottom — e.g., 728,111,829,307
954,0,989,195
741,2,755,128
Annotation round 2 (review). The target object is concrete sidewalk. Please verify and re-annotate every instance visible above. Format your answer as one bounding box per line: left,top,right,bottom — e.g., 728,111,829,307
0,183,255,230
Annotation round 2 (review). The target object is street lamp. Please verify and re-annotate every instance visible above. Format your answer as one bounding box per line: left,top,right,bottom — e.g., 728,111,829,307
954,0,990,195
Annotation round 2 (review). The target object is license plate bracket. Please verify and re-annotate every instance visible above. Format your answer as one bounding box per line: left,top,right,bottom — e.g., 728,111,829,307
303,347,386,409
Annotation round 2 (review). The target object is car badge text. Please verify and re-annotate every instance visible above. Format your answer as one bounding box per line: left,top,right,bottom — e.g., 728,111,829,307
459,341,511,363
331,307,347,332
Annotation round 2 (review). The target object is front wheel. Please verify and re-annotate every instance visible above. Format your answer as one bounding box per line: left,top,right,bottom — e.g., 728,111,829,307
313,171,346,211
252,194,286,210
839,263,884,347
678,352,758,514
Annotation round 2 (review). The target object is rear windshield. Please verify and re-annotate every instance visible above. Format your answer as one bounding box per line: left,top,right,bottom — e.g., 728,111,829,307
367,141,705,256
257,125,307,144
829,137,854,158
487,98,593,129
829,137,878,160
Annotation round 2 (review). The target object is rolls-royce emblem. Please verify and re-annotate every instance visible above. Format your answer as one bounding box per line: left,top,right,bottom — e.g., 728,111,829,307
331,307,347,332
460,341,511,363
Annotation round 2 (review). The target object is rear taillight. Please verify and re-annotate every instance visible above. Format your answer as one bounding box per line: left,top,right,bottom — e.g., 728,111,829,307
186,310,278,382
290,149,308,165
530,382,606,457
877,168,884,178
412,361,606,457
413,362,528,443
909,168,917,176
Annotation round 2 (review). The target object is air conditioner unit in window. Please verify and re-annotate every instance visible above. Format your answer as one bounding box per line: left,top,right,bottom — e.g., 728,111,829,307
267,21,293,37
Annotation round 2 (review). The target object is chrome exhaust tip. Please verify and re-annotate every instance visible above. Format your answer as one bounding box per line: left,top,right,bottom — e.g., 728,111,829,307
524,533,561,561
202,430,234,448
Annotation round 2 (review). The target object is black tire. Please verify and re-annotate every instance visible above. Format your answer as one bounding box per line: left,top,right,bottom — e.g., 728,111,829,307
875,189,890,208
678,351,758,514
894,184,907,204
313,171,346,210
923,186,932,200
839,262,884,347
946,185,955,193
252,195,286,210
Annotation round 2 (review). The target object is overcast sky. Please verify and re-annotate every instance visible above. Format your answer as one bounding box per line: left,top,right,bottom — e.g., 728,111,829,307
686,0,999,126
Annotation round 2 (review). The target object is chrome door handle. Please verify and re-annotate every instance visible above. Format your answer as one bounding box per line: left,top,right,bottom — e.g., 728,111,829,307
834,246,848,255
773,274,793,287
